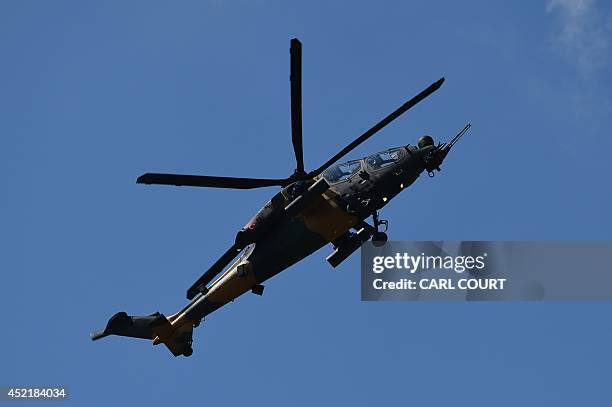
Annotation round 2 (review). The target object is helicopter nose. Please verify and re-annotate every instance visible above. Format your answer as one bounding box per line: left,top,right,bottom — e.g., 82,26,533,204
418,135,435,148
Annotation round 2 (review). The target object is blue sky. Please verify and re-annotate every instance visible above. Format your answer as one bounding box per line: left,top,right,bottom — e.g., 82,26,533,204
1,1,611,405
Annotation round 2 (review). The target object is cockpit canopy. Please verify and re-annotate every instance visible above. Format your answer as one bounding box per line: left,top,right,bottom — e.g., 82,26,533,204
321,147,406,184
365,148,404,170
321,160,362,184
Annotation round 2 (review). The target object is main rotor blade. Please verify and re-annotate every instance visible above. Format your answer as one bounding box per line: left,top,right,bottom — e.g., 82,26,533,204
186,242,244,300
137,173,287,189
310,77,445,177
290,38,304,173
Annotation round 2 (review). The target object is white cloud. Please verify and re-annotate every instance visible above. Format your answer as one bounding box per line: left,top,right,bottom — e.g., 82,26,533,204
546,0,610,74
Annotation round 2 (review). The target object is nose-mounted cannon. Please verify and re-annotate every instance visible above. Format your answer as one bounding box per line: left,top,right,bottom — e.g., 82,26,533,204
423,123,471,177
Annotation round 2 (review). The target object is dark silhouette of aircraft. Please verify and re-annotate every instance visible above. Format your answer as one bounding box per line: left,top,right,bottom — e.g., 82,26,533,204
92,38,471,357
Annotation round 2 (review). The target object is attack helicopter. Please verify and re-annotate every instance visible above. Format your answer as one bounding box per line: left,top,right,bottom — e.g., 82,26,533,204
92,38,471,357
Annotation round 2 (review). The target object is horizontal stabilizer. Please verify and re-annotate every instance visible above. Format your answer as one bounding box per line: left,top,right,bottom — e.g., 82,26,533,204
92,312,195,357
91,311,159,341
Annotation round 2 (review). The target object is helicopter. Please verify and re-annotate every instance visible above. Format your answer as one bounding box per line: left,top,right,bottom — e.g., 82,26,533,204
91,38,471,357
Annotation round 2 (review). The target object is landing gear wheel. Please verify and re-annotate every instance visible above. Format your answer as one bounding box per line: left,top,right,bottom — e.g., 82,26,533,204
183,347,193,357
372,232,388,247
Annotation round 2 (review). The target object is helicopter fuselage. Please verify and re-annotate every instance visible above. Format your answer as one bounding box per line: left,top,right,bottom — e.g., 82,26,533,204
171,143,435,326
90,37,465,358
